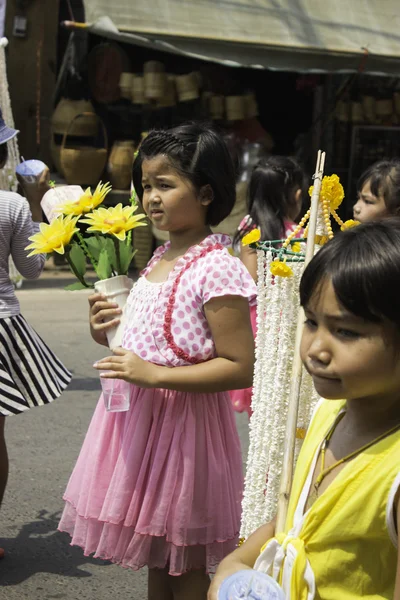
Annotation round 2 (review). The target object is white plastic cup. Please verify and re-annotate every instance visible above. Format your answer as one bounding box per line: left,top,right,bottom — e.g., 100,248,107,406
218,570,285,599
100,375,131,412
94,275,133,349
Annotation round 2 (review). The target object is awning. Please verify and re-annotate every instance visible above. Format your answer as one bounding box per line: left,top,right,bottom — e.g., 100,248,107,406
80,1,400,75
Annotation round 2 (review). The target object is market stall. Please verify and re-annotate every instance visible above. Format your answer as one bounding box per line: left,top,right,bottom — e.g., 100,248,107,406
51,0,400,264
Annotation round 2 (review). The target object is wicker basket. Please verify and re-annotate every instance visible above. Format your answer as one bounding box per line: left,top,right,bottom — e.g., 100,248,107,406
362,95,376,123
157,75,177,108
376,99,393,119
144,61,166,100
210,95,225,120
351,102,364,124
51,99,98,174
60,112,108,186
226,96,246,121
176,73,199,102
335,100,350,122
244,92,259,118
108,140,135,190
119,72,134,100
131,75,145,104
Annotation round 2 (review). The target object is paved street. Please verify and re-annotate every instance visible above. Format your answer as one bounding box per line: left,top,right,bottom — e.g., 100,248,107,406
0,279,250,600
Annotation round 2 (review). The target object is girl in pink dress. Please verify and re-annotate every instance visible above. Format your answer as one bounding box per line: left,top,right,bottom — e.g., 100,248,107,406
231,156,307,416
58,123,257,600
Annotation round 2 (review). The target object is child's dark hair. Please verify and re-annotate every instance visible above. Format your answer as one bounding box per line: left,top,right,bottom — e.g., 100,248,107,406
358,159,400,215
132,122,235,226
233,156,306,246
300,218,400,328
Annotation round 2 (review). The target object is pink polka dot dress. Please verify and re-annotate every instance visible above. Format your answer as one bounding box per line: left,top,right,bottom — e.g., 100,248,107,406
58,234,256,576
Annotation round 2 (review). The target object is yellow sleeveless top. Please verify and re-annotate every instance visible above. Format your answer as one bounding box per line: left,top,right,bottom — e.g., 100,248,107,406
254,399,400,599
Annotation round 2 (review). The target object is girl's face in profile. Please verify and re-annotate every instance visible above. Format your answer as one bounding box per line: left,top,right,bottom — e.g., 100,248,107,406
353,179,387,223
300,278,400,404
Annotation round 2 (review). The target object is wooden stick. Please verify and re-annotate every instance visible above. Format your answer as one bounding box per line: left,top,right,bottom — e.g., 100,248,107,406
275,150,326,533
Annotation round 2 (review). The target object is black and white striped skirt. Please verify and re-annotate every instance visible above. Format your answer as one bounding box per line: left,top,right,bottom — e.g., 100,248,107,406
0,314,71,416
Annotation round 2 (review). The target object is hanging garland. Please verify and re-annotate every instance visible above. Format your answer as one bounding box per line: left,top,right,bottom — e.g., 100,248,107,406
240,174,358,538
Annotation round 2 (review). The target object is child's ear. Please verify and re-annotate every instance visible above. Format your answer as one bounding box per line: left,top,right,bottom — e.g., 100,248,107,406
295,188,302,206
199,184,214,207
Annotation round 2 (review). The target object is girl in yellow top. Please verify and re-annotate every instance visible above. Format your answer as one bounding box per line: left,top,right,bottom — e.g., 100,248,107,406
209,217,400,600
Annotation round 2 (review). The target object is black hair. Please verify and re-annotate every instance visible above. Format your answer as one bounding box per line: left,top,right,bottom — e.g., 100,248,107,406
233,156,307,246
300,218,400,328
0,142,8,167
131,122,236,227
358,159,400,215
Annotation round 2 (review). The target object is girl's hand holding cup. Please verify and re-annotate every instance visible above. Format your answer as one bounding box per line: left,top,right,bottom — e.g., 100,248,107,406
93,348,158,389
89,293,122,347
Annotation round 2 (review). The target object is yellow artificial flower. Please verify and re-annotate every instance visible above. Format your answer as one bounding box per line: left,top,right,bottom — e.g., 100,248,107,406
291,241,301,253
341,219,360,231
315,234,329,246
242,228,261,246
309,174,344,211
270,260,293,278
60,182,112,216
25,215,80,256
80,203,147,241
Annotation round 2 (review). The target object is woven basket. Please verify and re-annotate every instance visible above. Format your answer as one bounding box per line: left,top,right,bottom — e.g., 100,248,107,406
226,96,246,121
60,112,108,186
131,75,145,104
210,94,225,120
157,75,177,108
119,72,134,100
144,61,166,100
176,73,199,102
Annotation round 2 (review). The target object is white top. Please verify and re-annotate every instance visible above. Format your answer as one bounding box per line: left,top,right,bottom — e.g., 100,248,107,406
0,190,45,317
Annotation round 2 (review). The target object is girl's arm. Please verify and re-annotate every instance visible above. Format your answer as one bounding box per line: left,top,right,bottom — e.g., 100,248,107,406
208,521,276,600
393,490,400,599
240,244,258,282
95,295,255,392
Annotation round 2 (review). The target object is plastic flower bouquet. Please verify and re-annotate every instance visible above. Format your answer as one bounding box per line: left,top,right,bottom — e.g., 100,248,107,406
25,181,147,347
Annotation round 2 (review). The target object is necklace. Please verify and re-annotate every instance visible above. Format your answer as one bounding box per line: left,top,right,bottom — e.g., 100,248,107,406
307,412,400,508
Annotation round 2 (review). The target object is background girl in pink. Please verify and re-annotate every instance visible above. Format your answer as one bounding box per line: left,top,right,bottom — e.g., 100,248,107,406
231,156,307,416
58,123,257,600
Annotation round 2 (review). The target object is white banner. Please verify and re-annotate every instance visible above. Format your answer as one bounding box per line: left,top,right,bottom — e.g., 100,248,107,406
82,0,400,60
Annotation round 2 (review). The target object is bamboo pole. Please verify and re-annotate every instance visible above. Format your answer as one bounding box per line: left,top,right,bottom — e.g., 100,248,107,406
275,150,326,533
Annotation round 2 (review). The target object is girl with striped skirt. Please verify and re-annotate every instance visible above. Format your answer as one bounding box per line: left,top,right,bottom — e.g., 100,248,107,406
0,110,71,557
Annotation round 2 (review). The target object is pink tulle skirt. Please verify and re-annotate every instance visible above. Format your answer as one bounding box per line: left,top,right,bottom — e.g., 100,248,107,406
58,385,243,575
230,303,257,417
